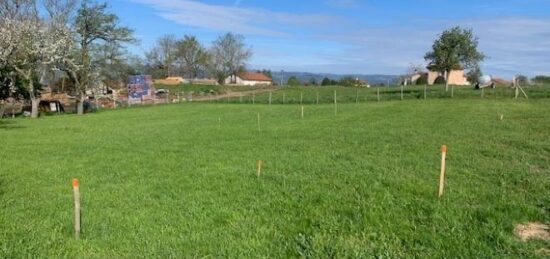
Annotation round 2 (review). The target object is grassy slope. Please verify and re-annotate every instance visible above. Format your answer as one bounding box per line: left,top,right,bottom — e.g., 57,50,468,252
0,99,549,258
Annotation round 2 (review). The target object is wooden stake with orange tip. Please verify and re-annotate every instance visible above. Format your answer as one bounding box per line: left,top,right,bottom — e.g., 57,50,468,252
438,145,447,197
72,178,81,239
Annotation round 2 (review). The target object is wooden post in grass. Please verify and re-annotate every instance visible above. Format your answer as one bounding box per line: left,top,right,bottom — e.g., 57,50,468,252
377,88,380,102
72,178,81,239
269,92,272,105
334,90,337,115
424,84,427,100
438,145,448,198
257,160,263,177
257,112,261,133
316,91,320,104
301,105,304,119
400,85,404,100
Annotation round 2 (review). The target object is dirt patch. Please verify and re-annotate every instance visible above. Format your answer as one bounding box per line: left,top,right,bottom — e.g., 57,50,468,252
514,222,550,242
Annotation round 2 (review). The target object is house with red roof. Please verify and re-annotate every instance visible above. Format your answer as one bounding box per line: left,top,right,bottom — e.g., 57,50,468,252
225,71,273,86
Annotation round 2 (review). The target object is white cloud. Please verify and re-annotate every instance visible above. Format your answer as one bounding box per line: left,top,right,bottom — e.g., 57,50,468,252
127,0,550,76
130,0,338,37
311,17,550,77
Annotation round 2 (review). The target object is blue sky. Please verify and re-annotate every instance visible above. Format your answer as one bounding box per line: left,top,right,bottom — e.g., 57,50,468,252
110,0,550,78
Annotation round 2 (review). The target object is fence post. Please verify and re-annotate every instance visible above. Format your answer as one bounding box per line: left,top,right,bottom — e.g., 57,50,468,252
72,179,81,239
316,91,319,104
269,92,272,105
438,145,448,197
252,91,256,104
257,112,261,133
401,85,404,100
334,90,337,115
424,84,427,100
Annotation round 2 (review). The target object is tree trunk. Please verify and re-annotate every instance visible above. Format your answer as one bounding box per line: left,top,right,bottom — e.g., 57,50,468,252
30,97,40,118
444,70,450,92
28,80,39,119
77,92,85,115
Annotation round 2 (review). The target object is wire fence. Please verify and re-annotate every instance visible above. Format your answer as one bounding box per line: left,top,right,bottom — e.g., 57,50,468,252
211,85,550,105
1,85,549,117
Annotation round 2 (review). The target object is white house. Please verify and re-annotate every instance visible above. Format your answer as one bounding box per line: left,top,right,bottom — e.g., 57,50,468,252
225,72,273,86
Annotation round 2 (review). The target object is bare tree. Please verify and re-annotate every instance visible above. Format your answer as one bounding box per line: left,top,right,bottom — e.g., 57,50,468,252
146,34,178,78
176,35,209,79
210,33,252,84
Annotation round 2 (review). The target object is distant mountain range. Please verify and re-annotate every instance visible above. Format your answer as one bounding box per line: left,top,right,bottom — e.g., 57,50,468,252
266,71,400,85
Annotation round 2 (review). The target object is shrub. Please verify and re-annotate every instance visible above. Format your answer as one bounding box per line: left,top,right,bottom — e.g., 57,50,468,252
434,76,446,85
416,74,428,85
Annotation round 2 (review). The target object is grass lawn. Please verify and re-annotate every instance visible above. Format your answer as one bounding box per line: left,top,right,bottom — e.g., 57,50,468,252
214,85,550,104
1,98,549,257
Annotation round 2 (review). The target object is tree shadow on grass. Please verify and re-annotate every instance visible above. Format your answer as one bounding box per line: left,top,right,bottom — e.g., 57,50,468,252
0,120,25,130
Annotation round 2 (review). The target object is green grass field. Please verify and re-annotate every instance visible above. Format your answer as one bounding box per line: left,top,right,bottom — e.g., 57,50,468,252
1,96,549,257
214,85,550,104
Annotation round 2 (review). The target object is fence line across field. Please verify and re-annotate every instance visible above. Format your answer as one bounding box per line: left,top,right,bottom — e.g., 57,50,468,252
3,85,543,118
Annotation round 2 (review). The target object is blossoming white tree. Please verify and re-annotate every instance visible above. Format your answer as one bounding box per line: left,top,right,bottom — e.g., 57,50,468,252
0,0,74,118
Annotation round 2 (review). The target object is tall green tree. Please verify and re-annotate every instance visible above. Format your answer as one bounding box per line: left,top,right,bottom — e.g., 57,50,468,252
68,0,134,115
425,26,485,92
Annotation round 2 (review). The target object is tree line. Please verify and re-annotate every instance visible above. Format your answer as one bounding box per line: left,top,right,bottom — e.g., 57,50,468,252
0,0,134,118
143,33,252,85
0,0,254,118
